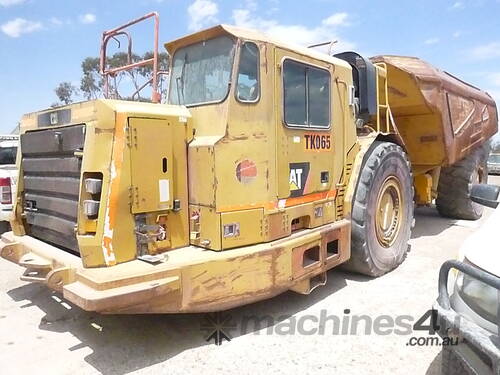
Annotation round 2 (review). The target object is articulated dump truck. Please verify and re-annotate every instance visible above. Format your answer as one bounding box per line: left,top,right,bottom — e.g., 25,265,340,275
1,15,497,313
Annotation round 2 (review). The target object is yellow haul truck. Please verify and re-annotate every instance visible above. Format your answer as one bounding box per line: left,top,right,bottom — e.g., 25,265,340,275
1,14,497,313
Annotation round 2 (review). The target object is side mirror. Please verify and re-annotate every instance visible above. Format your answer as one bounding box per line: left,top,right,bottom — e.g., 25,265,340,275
470,184,500,209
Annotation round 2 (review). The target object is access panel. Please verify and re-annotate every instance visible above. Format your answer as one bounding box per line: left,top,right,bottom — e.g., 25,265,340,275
129,118,173,213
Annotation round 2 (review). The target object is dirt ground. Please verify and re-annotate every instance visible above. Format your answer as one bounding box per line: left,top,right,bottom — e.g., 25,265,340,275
1,175,499,375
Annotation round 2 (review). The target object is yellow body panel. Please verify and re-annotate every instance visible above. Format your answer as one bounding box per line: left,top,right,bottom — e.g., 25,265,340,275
129,118,174,213
189,205,221,250
221,208,264,249
414,174,433,205
15,101,192,268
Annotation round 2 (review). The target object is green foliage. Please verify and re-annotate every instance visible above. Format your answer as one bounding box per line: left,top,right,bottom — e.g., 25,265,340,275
80,57,102,100
54,81,79,105
56,52,170,103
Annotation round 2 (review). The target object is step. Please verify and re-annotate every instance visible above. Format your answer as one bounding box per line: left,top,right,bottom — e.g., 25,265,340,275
19,252,52,270
21,268,50,282
63,275,180,312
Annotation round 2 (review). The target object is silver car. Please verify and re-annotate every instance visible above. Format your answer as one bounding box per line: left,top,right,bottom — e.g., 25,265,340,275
488,153,500,175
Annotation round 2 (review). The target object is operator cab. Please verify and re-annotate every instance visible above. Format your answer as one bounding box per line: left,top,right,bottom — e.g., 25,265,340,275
164,25,358,251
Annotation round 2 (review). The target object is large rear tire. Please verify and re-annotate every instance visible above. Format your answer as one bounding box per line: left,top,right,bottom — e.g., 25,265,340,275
436,144,489,221
344,141,414,277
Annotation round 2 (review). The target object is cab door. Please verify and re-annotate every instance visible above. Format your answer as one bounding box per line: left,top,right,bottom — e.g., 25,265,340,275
274,49,337,200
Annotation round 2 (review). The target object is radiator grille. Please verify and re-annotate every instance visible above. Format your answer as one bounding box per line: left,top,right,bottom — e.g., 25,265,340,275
21,125,85,254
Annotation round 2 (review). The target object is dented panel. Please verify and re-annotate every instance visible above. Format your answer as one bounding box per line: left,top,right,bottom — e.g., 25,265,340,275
372,55,498,168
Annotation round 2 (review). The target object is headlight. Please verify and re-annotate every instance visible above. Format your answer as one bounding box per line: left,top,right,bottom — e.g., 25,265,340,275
456,271,499,323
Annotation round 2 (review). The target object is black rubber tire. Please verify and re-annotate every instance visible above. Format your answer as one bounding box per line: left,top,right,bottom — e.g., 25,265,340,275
441,347,469,375
344,141,414,277
436,144,489,221
0,221,10,235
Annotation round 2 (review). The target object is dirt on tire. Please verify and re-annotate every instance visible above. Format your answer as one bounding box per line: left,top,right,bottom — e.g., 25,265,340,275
436,143,490,221
343,141,414,277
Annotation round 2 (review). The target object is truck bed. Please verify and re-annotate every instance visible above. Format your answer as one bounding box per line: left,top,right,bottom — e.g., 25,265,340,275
372,55,498,171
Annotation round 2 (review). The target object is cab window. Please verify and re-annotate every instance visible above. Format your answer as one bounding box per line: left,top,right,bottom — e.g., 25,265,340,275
169,36,235,106
283,59,330,128
236,42,260,102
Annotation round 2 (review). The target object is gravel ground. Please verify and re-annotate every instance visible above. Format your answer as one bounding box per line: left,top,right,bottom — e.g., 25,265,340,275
1,175,499,375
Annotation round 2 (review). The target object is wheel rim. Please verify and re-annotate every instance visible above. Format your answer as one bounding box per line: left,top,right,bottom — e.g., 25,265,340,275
375,176,404,248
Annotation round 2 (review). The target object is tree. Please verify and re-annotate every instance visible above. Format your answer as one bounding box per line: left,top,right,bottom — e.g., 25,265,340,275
76,52,169,101
80,57,102,100
54,81,79,105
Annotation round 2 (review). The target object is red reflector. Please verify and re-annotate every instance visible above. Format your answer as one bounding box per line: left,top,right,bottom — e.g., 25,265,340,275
0,177,12,204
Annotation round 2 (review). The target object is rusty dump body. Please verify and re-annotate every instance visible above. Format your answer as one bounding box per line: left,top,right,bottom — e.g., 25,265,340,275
372,55,497,175
0,18,497,314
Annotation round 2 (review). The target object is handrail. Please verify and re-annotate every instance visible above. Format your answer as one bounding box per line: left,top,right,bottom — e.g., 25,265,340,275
131,70,168,101
100,12,160,103
373,62,391,133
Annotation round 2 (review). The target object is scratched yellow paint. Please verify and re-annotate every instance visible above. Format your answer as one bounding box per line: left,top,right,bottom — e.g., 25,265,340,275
8,26,368,312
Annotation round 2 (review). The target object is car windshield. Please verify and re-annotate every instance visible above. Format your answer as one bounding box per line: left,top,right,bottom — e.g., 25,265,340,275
0,147,17,165
488,154,500,163
169,36,235,106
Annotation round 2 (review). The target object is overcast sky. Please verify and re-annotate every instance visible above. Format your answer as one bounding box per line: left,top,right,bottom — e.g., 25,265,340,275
1,0,500,134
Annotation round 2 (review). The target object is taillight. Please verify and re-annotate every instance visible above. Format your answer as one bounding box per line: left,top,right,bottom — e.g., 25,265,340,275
0,177,12,205
82,175,103,220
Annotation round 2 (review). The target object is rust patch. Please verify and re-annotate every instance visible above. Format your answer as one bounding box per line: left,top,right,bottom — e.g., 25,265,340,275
227,134,249,141
231,274,243,282
191,286,200,296
266,167,270,192
203,278,226,291
193,270,208,279
94,128,115,134
252,132,266,139
185,286,287,312
373,55,498,166
420,135,438,143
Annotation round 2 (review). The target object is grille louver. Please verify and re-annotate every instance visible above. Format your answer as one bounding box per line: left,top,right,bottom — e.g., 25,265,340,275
21,125,85,254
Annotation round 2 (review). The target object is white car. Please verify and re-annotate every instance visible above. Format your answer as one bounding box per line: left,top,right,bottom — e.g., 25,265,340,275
488,153,500,175
0,135,18,233
435,184,500,374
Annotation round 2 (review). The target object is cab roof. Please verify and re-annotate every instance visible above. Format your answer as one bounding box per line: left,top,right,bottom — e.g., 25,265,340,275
165,24,352,70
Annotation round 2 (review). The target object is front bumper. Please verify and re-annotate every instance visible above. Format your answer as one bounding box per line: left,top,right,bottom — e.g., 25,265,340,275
0,220,350,314
435,260,500,374
488,164,500,175
435,303,500,374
